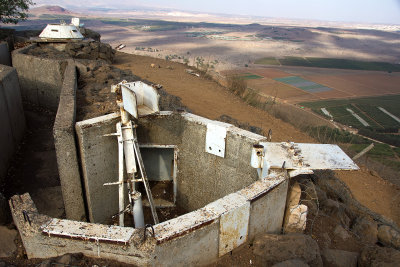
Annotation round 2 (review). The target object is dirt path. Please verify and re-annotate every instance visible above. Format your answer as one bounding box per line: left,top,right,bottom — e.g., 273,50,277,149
113,52,400,226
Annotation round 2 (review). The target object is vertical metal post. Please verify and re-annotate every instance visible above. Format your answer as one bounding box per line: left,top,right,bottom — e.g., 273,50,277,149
116,122,125,226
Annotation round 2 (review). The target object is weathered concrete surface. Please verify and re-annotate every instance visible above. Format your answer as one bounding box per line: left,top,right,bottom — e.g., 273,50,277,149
0,65,25,186
0,42,11,66
12,44,67,110
53,60,86,221
178,113,266,211
77,111,266,223
75,113,121,223
245,179,289,240
9,193,154,266
153,220,219,266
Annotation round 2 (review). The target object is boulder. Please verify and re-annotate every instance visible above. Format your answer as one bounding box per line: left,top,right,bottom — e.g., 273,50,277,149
378,225,400,249
0,226,17,257
284,204,308,233
253,234,322,267
321,249,358,267
359,246,400,267
351,217,378,244
333,225,351,241
287,182,301,208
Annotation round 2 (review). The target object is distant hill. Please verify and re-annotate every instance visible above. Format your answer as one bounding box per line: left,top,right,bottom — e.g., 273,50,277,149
29,5,72,15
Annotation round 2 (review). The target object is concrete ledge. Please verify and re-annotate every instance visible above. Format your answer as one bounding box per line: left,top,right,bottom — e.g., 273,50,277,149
53,60,86,221
12,44,67,110
9,174,288,265
0,65,25,185
9,193,153,266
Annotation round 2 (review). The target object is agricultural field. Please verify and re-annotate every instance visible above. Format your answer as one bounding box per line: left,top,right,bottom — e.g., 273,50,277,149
255,56,400,72
300,95,400,133
274,76,332,93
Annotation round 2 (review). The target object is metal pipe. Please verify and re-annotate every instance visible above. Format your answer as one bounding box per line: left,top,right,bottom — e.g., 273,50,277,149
116,122,125,227
132,192,145,228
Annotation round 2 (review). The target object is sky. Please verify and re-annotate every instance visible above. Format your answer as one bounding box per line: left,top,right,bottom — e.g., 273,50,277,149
35,0,400,24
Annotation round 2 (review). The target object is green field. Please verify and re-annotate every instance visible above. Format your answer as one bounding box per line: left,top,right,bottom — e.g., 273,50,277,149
300,94,400,128
255,56,400,72
301,95,400,147
253,57,280,65
238,73,263,80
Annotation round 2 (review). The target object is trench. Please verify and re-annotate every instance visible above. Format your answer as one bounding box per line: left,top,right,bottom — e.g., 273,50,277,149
4,102,65,219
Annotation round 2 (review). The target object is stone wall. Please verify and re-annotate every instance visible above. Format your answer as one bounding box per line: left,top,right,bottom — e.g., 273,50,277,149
65,41,115,63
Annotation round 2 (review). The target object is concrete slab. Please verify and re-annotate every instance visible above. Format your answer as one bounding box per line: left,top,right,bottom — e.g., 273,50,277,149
53,61,85,221
75,113,121,223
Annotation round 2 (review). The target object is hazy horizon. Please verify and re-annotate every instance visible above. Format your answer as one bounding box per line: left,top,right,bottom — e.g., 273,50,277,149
33,0,400,25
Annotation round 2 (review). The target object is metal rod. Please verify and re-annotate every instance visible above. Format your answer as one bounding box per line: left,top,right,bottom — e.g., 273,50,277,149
132,126,159,224
116,122,125,227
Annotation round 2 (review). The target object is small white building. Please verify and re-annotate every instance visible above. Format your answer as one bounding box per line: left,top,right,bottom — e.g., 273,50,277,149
39,18,84,40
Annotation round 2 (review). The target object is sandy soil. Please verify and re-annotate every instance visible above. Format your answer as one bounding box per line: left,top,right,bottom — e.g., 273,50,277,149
114,52,313,143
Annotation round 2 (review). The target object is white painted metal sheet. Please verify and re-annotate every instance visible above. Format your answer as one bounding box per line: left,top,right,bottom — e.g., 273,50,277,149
205,123,227,158
218,201,250,256
122,82,160,117
41,218,135,244
261,142,359,170
121,85,138,119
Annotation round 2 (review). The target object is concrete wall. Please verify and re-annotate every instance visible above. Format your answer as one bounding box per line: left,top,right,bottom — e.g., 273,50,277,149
0,65,25,186
75,113,121,223
178,113,265,211
10,193,154,266
76,111,266,223
10,175,289,266
53,60,86,221
0,42,11,66
12,44,67,110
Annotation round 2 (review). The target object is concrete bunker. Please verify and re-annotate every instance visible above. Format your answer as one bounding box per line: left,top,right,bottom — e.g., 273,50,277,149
8,53,359,266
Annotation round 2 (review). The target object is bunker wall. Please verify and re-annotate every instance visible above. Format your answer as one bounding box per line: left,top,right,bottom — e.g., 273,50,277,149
12,44,67,110
75,113,121,223
53,60,86,221
0,42,11,66
0,65,25,185
9,193,153,266
177,113,266,211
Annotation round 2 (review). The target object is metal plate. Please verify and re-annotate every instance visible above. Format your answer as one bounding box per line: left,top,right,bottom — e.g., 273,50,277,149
205,123,227,158
121,85,138,119
261,142,359,170
41,218,135,244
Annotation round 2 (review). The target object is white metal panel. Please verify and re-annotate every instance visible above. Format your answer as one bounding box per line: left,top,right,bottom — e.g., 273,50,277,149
121,85,138,119
122,82,160,116
205,123,227,158
261,142,358,170
41,218,135,244
218,201,250,256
